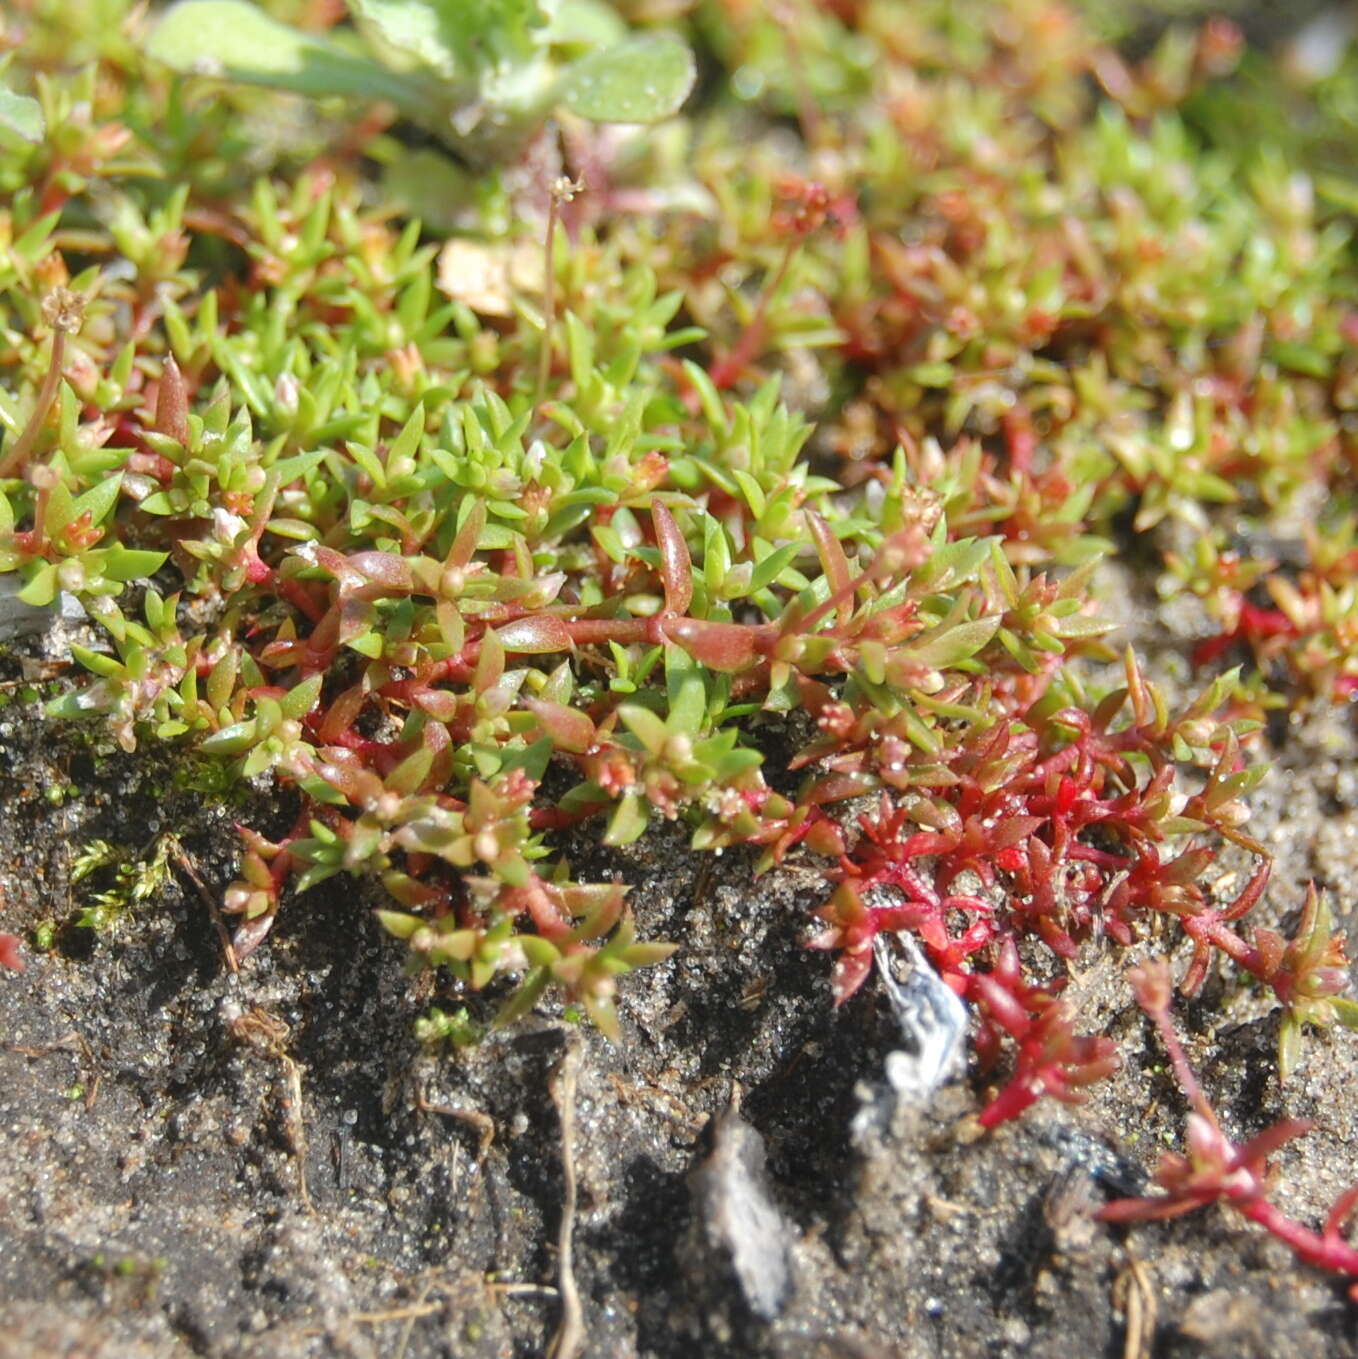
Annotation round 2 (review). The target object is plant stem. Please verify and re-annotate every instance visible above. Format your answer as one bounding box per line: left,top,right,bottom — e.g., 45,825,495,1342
1142,983,1217,1127
770,0,826,149
535,194,561,410
709,238,800,391
1238,1194,1358,1274
0,330,65,480
0,288,86,480
536,174,584,411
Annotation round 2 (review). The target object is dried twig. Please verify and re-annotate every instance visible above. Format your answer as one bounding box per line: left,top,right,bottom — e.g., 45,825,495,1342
393,1279,436,1359
280,1051,310,1212
547,1032,585,1359
487,1281,560,1298
226,1004,311,1212
416,1085,495,1160
0,289,83,479
321,1278,559,1344
167,838,238,973
1113,1249,1156,1359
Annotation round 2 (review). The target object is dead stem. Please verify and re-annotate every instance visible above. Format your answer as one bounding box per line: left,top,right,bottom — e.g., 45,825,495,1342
547,1032,585,1359
770,0,826,148
280,1051,311,1213
708,237,799,390
329,1281,559,1339
167,838,239,973
1113,1249,1156,1359
226,1004,311,1213
351,1301,442,1325
416,1085,496,1161
394,1279,435,1359
488,1281,560,1298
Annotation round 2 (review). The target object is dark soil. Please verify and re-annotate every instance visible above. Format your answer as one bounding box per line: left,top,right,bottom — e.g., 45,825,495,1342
5,576,1358,1358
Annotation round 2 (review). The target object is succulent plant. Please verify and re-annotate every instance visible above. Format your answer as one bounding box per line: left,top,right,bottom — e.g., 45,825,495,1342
148,0,695,164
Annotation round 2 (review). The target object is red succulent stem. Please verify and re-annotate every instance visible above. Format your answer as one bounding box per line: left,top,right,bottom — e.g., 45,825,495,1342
977,1081,1040,1127
278,577,326,624
708,237,801,391
0,330,66,480
1236,1195,1358,1276
562,617,665,646
1182,913,1254,976
530,800,608,831
1134,961,1216,1122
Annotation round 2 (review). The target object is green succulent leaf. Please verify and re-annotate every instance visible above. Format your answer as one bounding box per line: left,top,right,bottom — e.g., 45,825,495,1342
494,966,551,1028
279,673,324,721
519,935,563,968
559,33,695,123
148,0,416,109
910,616,1003,670
68,645,123,680
544,0,627,49
200,719,259,755
17,565,58,608
375,909,424,940
619,704,667,755
0,84,44,143
604,792,649,846
102,547,170,583
72,474,123,527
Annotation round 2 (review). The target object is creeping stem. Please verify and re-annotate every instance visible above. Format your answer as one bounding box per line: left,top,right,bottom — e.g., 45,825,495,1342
0,288,85,481
0,329,66,481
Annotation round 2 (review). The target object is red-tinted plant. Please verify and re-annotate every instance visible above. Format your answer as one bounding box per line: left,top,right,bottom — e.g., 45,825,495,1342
1237,883,1358,1080
1100,960,1358,1298
798,645,1286,1123
970,938,1119,1127
707,176,858,390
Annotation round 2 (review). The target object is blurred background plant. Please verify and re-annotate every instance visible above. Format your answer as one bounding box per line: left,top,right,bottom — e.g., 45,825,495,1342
148,0,696,163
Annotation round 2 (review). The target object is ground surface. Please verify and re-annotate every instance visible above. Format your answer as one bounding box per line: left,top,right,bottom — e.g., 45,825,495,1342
4,559,1358,1359
5,0,1358,1349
